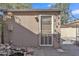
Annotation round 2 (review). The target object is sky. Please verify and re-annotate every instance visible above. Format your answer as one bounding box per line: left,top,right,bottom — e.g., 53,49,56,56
69,3,79,19
32,3,53,9
32,3,79,20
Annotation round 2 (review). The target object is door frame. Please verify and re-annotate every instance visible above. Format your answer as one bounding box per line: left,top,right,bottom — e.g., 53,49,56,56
38,15,54,46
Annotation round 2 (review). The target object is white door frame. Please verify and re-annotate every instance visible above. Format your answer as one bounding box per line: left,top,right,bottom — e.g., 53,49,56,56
38,15,54,46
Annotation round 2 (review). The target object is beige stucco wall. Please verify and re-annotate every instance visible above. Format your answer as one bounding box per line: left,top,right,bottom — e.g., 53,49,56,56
3,11,61,48
10,15,39,47
15,15,39,34
61,28,76,40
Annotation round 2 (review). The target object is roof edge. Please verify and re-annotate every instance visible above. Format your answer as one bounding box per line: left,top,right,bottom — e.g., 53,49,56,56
7,8,61,12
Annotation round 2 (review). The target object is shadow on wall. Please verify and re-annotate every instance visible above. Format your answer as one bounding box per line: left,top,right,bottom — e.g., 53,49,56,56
9,17,39,48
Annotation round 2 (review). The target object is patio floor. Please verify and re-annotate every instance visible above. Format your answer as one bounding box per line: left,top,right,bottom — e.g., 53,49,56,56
33,41,79,56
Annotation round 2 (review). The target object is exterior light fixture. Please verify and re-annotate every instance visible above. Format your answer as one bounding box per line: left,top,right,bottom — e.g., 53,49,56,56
6,12,14,19
35,15,39,22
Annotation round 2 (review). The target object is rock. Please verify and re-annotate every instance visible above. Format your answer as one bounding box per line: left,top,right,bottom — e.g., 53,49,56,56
27,47,34,53
16,48,21,51
0,44,6,50
56,49,64,53
24,52,27,56
26,47,34,55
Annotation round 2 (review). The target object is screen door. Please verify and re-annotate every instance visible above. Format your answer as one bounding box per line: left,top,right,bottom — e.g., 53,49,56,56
39,15,53,46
